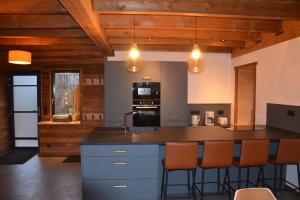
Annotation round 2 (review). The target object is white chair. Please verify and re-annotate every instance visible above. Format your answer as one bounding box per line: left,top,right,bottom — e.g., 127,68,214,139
234,188,277,200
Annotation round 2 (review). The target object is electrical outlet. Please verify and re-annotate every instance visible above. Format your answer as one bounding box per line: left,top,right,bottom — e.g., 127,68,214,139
287,110,295,117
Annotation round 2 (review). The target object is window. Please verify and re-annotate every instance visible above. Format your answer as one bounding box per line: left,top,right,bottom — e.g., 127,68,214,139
52,71,80,121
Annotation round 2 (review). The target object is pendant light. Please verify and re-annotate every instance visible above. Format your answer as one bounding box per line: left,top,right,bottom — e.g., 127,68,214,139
125,15,142,73
188,17,204,73
8,50,32,65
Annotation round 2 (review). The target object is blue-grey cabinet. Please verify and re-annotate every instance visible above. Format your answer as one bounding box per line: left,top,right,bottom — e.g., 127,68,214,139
161,62,188,126
81,144,160,200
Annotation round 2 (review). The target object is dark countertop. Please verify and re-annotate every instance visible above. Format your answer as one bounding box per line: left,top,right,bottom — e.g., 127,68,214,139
81,126,300,145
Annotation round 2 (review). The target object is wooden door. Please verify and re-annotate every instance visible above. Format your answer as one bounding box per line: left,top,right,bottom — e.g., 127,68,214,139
234,62,257,126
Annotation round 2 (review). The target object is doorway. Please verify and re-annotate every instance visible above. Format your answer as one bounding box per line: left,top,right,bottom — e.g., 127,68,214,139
234,62,257,126
8,72,40,149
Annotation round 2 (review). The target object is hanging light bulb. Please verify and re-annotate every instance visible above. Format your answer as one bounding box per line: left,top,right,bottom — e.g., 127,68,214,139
191,44,201,60
125,15,142,73
129,43,140,60
188,17,204,74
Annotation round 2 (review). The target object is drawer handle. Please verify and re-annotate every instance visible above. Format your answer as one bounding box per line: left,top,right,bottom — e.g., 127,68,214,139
112,162,128,165
112,150,128,153
113,185,128,188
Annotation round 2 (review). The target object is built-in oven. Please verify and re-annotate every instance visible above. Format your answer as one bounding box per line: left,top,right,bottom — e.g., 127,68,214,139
132,82,160,127
132,100,160,127
133,82,160,100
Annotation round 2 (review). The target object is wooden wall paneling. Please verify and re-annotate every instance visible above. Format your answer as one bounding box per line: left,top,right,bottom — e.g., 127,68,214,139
38,65,105,156
41,71,51,121
0,69,9,155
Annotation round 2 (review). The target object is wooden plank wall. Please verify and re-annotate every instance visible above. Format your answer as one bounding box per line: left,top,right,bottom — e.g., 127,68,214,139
0,64,104,156
39,65,105,156
0,69,9,155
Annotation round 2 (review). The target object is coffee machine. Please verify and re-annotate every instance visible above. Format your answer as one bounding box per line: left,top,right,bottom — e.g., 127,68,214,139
190,110,201,126
205,111,215,126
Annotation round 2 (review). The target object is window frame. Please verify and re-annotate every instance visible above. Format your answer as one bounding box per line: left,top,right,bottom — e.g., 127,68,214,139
51,70,81,120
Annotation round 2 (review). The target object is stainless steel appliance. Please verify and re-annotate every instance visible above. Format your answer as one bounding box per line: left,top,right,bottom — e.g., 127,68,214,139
133,82,160,127
205,111,215,126
190,110,201,126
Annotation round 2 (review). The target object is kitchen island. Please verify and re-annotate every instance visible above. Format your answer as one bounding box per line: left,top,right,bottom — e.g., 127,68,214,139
81,126,300,200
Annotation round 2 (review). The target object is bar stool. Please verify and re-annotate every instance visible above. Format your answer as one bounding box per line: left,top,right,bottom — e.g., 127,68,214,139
161,142,198,200
233,139,269,189
234,188,277,200
268,138,300,195
197,140,234,200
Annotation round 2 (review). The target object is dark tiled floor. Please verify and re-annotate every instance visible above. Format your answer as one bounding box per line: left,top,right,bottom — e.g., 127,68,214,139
0,155,299,200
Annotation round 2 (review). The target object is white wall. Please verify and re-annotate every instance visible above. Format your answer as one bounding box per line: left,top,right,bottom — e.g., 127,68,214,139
188,53,232,104
232,37,300,124
232,36,300,189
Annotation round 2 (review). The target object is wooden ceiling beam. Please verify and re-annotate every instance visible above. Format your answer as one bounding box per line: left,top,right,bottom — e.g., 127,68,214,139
105,28,261,42
109,37,244,48
30,50,104,57
0,45,99,51
0,14,79,29
112,44,232,53
0,0,67,14
58,0,113,55
0,37,93,45
93,0,300,20
0,28,87,38
101,15,282,33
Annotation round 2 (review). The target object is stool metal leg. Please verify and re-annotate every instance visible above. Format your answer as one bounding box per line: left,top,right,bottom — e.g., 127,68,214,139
164,170,169,200
187,170,191,196
246,167,250,188
217,168,220,193
256,167,262,186
192,169,197,200
226,168,232,200
274,164,277,196
238,167,241,189
297,164,300,192
222,169,227,193
201,169,205,200
262,166,265,187
279,164,283,190
161,169,165,199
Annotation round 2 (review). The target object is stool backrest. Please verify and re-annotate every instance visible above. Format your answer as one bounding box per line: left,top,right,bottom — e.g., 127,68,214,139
234,188,276,200
240,139,269,166
202,141,234,168
165,142,198,169
276,138,300,164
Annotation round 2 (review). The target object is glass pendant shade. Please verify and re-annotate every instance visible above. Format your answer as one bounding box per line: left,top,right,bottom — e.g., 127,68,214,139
188,56,204,73
125,43,142,72
8,50,31,65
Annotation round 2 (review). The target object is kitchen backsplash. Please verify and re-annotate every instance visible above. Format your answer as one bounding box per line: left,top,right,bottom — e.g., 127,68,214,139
267,103,300,133
187,104,231,126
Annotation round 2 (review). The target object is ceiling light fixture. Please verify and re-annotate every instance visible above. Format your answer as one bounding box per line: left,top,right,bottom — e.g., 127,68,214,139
125,15,142,73
8,50,32,65
188,17,204,74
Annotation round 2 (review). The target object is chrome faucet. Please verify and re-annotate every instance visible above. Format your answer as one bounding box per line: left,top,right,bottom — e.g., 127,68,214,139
123,111,133,133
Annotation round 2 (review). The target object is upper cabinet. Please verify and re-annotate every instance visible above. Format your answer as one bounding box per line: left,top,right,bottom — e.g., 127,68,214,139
161,62,188,126
188,54,232,104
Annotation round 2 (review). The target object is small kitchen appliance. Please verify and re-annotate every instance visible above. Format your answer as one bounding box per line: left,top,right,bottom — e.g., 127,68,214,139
205,111,215,126
190,110,201,126
217,110,228,127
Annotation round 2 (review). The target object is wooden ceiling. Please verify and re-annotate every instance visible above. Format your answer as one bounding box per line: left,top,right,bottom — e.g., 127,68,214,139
1,0,300,64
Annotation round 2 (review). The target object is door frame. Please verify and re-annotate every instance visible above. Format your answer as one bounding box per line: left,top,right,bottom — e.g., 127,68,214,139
234,62,257,126
8,71,41,149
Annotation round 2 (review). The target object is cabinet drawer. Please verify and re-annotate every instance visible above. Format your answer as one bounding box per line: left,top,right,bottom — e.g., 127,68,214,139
81,144,158,157
82,156,158,179
83,179,158,200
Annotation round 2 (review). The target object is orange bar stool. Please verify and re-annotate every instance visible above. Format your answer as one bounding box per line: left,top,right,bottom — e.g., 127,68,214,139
268,138,300,196
161,142,198,200
197,141,234,200
233,139,270,189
